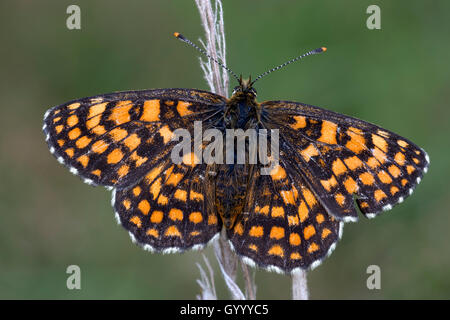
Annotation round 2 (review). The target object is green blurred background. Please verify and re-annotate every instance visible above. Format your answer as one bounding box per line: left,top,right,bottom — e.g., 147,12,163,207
1,0,449,299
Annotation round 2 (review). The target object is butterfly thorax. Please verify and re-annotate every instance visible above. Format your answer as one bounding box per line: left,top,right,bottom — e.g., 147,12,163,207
215,79,259,229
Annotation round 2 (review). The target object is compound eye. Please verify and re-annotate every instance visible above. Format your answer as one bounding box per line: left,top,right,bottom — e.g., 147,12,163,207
232,86,241,95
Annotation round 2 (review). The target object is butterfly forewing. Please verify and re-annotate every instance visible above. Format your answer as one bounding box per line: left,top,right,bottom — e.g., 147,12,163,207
43,89,226,189
261,100,429,221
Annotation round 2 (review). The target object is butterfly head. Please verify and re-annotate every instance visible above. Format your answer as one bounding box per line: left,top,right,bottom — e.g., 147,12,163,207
231,75,257,99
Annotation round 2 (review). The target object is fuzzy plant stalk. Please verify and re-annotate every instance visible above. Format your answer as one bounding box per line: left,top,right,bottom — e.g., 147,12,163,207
193,0,308,300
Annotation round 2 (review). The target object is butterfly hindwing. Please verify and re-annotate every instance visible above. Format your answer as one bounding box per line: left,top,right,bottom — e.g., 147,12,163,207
261,100,429,221
43,88,226,189
227,162,342,272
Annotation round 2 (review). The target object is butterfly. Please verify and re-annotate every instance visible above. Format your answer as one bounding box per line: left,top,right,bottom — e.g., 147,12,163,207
42,33,429,274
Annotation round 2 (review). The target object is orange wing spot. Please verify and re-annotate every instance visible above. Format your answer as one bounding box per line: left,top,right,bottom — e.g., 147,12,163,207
300,144,319,162
344,155,363,170
157,194,169,205
378,170,392,184
413,158,420,165
290,115,307,129
107,148,124,164
372,134,388,153
317,120,338,144
75,136,92,149
388,164,401,178
129,216,142,228
86,115,101,131
256,205,269,215
145,164,164,184
321,228,332,239
68,127,81,140
169,208,183,221
166,173,184,187
401,178,408,186
249,226,264,238
138,200,150,215
189,212,203,224
321,176,338,192
366,157,379,169
146,228,159,238
174,189,187,202
77,155,89,168
57,139,65,147
123,134,140,151
132,186,141,197
117,164,129,178
150,210,163,223
374,189,387,202
414,150,421,155
176,101,193,116
234,222,244,235
270,165,287,180
271,206,285,218
91,169,101,177
165,100,175,106
308,243,319,253
248,244,258,252
65,148,74,158
289,233,301,246
130,151,147,167
55,125,64,134
182,152,200,167
140,100,160,122
159,125,174,144
190,190,204,201
372,148,386,164
302,189,317,207
280,189,295,205
91,140,108,154
359,172,375,185
394,152,406,166
360,201,369,209
208,214,218,225
109,128,128,142
122,199,131,210
109,100,132,125
53,109,61,115
88,102,107,118
190,231,201,236
346,128,366,153
316,213,325,224
303,225,316,240
344,177,358,194
335,193,346,206
390,186,399,195
67,115,78,127
268,245,284,257
290,252,302,260
397,140,408,148
150,177,162,200
288,215,299,226
67,102,81,110
53,117,61,123
406,165,415,175
269,226,285,240
298,201,309,223
332,158,347,176
92,125,106,135
165,225,181,237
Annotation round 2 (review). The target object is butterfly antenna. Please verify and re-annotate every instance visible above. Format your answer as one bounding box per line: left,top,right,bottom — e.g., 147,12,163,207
251,47,327,85
174,32,240,83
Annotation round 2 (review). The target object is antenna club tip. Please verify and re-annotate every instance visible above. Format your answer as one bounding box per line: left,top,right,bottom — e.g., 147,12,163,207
173,32,183,39
321,47,327,52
